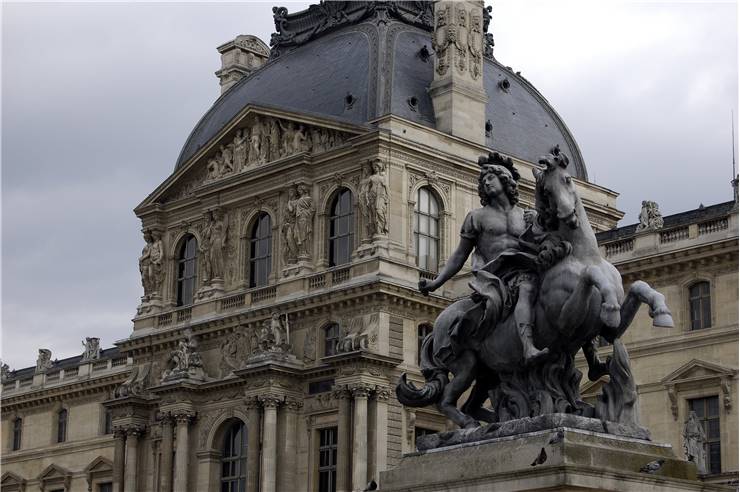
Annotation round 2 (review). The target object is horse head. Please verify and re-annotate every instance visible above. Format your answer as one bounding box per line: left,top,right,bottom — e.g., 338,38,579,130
533,145,579,230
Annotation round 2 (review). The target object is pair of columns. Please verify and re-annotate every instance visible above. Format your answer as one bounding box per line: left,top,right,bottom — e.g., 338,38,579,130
158,411,196,492
112,424,145,492
252,395,302,492
333,383,390,492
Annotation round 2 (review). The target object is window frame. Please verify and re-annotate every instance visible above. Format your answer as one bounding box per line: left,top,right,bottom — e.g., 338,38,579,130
57,408,68,443
328,188,354,267
249,212,273,288
12,417,22,450
324,323,341,357
176,235,198,307
220,420,248,492
317,426,338,492
688,280,712,331
414,187,441,273
688,396,722,474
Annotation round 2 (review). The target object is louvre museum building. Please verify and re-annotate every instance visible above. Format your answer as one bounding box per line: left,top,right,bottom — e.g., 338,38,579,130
2,2,737,492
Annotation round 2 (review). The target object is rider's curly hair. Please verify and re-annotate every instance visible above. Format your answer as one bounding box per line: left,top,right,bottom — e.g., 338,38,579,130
478,152,520,206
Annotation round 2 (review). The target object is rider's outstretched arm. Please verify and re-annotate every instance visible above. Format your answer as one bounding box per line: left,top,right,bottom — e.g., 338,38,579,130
420,236,474,294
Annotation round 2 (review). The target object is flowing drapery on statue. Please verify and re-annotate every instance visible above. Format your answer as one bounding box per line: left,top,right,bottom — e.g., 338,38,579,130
397,147,674,442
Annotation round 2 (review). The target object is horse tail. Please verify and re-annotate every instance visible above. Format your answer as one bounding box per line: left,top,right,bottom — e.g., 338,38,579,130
396,333,449,407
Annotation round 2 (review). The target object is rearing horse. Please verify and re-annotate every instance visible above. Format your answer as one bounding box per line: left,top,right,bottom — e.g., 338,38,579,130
397,148,674,429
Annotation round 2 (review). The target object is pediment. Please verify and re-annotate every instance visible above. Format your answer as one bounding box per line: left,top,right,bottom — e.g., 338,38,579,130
661,359,736,385
1,471,25,486
37,463,71,482
138,106,367,210
84,456,113,474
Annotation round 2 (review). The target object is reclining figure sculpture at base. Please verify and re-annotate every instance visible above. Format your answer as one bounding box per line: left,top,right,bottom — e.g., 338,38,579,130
397,147,675,440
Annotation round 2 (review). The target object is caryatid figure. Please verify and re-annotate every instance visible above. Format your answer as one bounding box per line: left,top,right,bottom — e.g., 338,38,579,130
233,128,249,170
294,184,315,258
359,158,389,237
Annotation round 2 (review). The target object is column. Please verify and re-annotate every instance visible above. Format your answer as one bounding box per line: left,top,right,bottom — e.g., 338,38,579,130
159,414,174,492
334,386,352,492
246,398,261,492
112,428,126,492
351,385,370,492
173,412,194,492
369,388,390,482
279,398,301,491
124,426,144,492
260,396,281,492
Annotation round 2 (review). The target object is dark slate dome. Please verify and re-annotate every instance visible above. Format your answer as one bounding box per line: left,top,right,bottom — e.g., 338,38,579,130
175,2,587,180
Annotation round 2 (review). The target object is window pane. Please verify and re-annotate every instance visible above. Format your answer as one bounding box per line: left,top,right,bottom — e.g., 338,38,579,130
429,193,438,216
702,298,711,328
418,188,429,213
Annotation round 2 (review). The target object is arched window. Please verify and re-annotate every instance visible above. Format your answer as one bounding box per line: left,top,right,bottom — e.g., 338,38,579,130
689,281,711,330
417,324,433,365
414,187,440,272
324,323,341,357
250,213,272,288
176,235,198,306
57,409,68,443
220,421,248,492
329,189,353,267
12,417,22,450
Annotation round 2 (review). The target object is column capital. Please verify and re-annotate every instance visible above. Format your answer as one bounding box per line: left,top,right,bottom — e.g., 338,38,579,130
331,384,352,400
349,383,374,399
124,424,146,438
173,410,196,425
156,411,174,425
372,386,391,401
258,395,283,409
284,397,304,411
113,426,128,439
244,396,261,411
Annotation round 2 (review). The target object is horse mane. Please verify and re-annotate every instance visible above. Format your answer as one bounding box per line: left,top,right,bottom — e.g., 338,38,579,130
535,145,570,232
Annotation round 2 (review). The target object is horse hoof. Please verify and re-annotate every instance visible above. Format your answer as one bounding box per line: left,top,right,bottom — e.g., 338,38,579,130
652,313,674,328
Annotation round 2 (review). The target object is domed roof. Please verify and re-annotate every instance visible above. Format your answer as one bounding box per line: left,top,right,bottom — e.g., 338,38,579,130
175,2,586,180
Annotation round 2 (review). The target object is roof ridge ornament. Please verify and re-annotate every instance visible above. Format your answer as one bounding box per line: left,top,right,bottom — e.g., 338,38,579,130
269,1,434,58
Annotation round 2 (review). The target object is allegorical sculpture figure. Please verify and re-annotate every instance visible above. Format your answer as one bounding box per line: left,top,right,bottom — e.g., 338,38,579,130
233,128,249,171
161,330,205,382
201,209,229,284
398,146,674,439
81,337,101,361
282,186,300,264
683,411,707,474
219,332,248,377
1,362,11,383
139,229,163,298
293,184,315,258
35,349,53,374
254,312,290,354
636,200,664,231
359,158,389,237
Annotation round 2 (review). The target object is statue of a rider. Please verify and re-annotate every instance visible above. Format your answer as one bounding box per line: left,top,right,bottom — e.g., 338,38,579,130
419,152,548,365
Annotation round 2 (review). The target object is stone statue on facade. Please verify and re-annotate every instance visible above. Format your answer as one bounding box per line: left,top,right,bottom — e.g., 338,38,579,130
35,349,53,374
636,200,664,231
139,229,163,298
269,118,282,161
1,362,11,383
219,331,248,377
233,128,249,171
201,209,229,285
249,115,263,163
282,186,300,263
683,411,707,474
114,362,151,398
219,144,234,175
397,147,674,444
251,312,292,356
161,330,205,382
292,184,315,259
359,158,390,238
81,337,101,362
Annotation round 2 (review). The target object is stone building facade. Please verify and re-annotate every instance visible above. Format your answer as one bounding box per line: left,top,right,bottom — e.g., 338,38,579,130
2,2,737,492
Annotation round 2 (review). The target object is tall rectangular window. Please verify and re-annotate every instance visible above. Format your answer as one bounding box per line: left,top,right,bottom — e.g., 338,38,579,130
12,418,22,450
98,484,113,492
689,396,721,474
689,282,711,330
57,409,68,443
104,408,113,435
318,427,338,492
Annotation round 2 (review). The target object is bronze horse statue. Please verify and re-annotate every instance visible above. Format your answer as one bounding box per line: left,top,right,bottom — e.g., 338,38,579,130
397,148,674,429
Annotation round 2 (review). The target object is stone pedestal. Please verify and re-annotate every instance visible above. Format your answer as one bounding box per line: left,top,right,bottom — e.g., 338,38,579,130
379,424,733,492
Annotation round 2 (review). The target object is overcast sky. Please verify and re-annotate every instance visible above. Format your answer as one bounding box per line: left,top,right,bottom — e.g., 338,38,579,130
2,1,737,369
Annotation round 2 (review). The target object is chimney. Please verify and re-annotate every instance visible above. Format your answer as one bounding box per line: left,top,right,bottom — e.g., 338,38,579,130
215,35,270,94
429,0,488,145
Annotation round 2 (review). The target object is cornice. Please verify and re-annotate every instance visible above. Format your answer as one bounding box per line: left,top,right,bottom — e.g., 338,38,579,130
1,435,114,465
1,372,128,412
611,238,737,277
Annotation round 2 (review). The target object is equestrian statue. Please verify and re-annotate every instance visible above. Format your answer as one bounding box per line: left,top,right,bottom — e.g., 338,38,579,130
397,147,674,435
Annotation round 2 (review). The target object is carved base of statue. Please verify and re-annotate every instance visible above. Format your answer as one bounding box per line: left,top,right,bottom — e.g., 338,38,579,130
161,365,206,383
355,236,389,258
380,425,724,492
281,260,314,277
136,294,164,316
196,280,224,300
